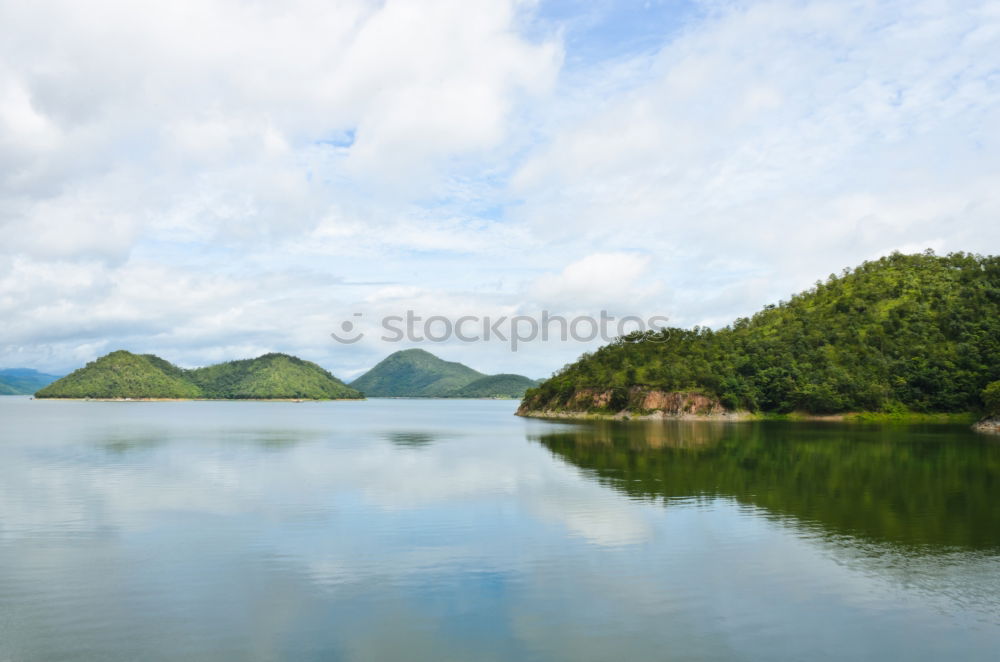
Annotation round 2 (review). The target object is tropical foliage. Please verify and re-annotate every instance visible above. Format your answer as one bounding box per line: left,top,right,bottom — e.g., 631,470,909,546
523,252,1000,415
983,381,1000,417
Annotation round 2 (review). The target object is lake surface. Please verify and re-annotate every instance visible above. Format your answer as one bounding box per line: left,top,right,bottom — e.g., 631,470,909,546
1,396,999,661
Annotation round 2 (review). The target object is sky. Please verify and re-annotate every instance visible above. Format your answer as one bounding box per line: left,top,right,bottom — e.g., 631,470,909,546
1,0,998,379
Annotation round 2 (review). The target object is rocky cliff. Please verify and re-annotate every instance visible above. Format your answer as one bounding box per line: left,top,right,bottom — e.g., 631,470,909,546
516,386,745,420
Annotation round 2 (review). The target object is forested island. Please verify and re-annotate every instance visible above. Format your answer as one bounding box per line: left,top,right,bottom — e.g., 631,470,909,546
32,348,538,401
519,252,1000,425
35,351,362,400
351,349,538,398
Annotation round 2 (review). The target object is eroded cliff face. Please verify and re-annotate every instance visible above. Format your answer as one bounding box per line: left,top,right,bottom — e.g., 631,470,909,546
517,386,741,420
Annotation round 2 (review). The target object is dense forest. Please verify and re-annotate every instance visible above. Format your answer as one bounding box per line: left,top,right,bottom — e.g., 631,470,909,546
35,351,362,400
522,252,1000,415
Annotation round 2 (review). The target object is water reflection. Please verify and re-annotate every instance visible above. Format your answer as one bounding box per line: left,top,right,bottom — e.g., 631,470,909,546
384,431,438,448
98,431,168,454
533,420,1000,550
2,397,1000,661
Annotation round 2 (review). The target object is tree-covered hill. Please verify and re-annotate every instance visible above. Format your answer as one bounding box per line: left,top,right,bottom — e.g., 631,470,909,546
0,368,62,395
520,252,1000,416
188,353,360,399
350,349,536,398
35,351,203,399
35,351,362,400
449,374,539,398
351,349,485,396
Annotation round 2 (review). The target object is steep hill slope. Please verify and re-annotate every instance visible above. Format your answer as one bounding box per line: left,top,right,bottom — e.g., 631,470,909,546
520,252,1000,417
351,349,485,397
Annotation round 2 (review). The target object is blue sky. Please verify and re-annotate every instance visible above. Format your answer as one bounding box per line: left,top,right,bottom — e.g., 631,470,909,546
1,0,998,379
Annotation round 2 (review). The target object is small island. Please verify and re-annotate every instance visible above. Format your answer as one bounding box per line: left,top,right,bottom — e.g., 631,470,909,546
350,349,538,398
518,251,1000,430
35,351,363,401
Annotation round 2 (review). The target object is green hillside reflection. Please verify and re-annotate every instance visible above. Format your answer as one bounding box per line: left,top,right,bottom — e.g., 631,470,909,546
533,421,1000,550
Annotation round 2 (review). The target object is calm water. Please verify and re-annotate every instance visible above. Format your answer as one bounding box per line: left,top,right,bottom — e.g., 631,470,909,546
1,396,999,661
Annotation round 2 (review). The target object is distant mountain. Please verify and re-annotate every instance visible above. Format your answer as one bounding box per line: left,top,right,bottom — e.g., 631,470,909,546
351,349,536,398
35,350,362,400
0,368,62,395
351,349,484,397
449,374,539,399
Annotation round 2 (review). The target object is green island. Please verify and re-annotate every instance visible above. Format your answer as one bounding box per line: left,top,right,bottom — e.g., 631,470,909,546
519,252,1000,428
35,350,363,400
351,349,538,398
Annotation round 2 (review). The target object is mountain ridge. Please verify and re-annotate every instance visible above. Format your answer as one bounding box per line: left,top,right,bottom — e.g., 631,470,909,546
35,350,362,400
0,368,63,395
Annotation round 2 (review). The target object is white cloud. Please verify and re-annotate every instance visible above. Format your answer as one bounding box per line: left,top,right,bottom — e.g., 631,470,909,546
0,0,998,379
512,0,1000,321
532,252,662,311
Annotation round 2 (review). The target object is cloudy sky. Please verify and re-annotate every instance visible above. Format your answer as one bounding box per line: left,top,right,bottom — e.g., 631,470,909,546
2,0,998,379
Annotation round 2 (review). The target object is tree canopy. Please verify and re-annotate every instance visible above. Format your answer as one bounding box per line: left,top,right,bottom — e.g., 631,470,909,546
523,252,1000,415
35,351,362,400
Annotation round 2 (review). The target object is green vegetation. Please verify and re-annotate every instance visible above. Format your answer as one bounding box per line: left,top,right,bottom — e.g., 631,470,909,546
35,350,362,400
351,349,484,396
449,374,539,399
351,349,535,398
761,411,978,424
535,420,1000,550
35,351,203,399
188,353,361,399
0,368,62,395
983,381,1000,417
523,252,1000,416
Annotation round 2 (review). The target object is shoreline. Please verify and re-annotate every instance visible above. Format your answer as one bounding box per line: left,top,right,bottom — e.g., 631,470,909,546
973,417,1000,434
516,408,979,424
29,395,520,402
516,409,751,422
32,397,365,402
